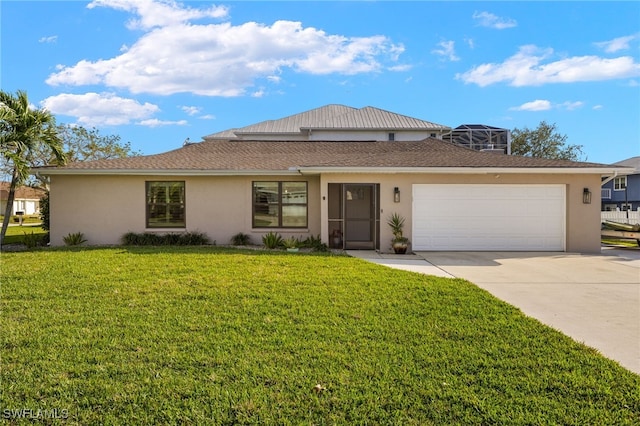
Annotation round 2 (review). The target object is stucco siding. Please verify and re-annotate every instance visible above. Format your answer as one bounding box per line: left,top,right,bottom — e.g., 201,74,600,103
49,175,321,246
50,172,600,252
319,172,602,253
309,130,440,141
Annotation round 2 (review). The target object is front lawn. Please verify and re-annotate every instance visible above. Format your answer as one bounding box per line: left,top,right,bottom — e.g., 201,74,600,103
2,247,639,424
1,225,47,245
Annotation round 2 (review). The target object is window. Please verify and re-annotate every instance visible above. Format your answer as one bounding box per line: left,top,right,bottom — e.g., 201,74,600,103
253,181,307,228
146,181,185,228
603,204,617,211
614,176,627,191
388,132,395,141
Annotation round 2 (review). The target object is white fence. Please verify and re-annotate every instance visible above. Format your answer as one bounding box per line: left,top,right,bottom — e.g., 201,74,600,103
601,210,640,224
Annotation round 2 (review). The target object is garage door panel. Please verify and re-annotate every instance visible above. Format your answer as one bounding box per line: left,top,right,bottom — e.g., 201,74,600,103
412,184,565,251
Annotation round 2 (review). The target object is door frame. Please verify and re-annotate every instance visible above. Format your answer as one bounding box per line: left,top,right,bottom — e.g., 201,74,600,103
328,183,380,250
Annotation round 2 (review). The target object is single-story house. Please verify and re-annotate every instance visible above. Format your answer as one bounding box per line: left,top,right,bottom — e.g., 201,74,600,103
601,156,639,212
37,105,633,252
0,182,46,216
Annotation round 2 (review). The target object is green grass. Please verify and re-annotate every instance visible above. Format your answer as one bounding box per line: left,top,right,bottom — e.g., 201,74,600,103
1,225,47,245
0,215,41,225
2,247,639,425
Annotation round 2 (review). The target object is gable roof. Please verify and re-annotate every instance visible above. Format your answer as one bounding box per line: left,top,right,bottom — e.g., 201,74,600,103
38,138,629,176
0,182,46,200
205,105,448,140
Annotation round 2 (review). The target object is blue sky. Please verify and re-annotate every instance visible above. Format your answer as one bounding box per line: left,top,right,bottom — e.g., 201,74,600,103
2,1,639,164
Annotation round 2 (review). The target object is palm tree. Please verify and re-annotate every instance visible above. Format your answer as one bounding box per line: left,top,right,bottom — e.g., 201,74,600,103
0,90,66,245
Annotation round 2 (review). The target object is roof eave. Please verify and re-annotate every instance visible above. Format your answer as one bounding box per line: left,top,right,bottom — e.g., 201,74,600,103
297,166,635,175
36,166,634,177
300,126,451,131
36,169,302,176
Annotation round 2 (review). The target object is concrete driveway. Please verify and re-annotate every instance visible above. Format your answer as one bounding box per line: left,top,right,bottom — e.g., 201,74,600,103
349,248,640,375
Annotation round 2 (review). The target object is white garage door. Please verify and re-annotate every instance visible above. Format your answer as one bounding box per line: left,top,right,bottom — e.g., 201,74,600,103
412,184,565,251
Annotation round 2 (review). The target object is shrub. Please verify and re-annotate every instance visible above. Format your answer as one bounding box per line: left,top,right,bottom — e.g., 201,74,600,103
302,234,329,252
21,231,44,248
262,232,283,249
230,232,251,246
121,231,210,246
176,231,210,246
63,232,87,246
40,192,50,231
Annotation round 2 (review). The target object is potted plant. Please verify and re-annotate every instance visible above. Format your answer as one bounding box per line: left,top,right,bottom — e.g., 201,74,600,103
387,213,409,254
283,236,299,252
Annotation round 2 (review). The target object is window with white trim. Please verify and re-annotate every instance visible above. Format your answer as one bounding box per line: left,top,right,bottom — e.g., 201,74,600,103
614,176,627,191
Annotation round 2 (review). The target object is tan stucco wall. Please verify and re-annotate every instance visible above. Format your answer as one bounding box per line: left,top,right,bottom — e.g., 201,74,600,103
49,175,321,246
50,172,602,253
319,172,603,253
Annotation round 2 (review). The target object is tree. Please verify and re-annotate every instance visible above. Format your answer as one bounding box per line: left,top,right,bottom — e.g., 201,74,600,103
6,124,141,185
0,90,66,245
511,121,585,161
55,124,141,163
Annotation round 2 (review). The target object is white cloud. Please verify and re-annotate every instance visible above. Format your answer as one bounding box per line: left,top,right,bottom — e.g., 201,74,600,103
87,0,229,30
594,34,638,53
432,40,459,62
388,64,412,72
199,114,215,120
39,35,58,43
41,92,159,126
592,105,603,110
47,2,404,97
456,45,640,87
138,118,188,127
181,106,201,116
510,100,551,111
510,99,584,112
560,101,584,111
472,11,517,30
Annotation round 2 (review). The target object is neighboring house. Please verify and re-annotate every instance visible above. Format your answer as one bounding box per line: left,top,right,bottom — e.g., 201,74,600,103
38,105,633,253
601,156,640,212
0,182,45,216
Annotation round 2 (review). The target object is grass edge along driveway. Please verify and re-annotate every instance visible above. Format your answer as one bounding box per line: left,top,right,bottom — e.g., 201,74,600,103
2,247,639,425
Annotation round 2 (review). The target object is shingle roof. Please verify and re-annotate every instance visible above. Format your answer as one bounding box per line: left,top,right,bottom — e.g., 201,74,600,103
204,104,448,139
40,138,616,173
0,182,46,200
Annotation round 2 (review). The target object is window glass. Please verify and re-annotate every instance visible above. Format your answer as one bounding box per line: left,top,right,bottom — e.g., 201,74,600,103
146,181,185,228
614,177,627,191
253,181,307,228
282,205,307,227
282,182,307,204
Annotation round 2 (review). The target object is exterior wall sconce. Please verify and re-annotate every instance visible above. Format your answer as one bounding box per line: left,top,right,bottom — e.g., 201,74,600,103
583,188,592,204
394,187,400,203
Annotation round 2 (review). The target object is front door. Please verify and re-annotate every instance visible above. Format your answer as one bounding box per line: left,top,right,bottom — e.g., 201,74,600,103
328,183,379,250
